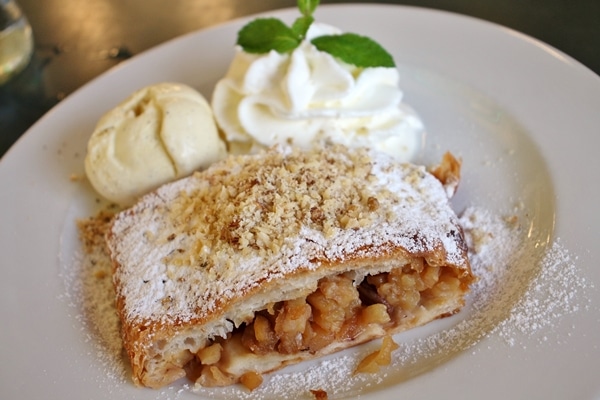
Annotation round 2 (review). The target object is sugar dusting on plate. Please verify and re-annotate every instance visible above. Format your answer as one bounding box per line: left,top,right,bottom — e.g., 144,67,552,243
492,238,593,347
59,210,128,385
61,203,594,399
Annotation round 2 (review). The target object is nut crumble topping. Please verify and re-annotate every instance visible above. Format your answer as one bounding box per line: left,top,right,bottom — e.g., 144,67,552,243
108,144,468,325
166,144,381,266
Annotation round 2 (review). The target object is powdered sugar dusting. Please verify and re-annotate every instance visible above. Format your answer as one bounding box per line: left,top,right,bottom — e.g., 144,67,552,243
60,211,128,385
493,239,593,347
108,145,468,326
63,196,594,399
62,211,196,400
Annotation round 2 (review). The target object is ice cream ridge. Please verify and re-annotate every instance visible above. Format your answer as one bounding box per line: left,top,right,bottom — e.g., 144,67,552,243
212,7,424,161
84,83,227,206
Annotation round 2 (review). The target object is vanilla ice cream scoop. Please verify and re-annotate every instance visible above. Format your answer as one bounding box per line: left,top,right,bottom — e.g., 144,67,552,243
212,23,424,160
85,83,227,205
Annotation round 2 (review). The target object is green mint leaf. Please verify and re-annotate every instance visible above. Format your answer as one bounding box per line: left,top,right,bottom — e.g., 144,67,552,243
297,0,319,17
311,33,396,68
237,18,300,54
291,15,314,39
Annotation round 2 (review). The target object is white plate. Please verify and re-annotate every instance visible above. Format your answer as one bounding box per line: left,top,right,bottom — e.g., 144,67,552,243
1,4,599,399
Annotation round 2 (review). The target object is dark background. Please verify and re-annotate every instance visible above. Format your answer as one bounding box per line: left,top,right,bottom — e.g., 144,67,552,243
1,0,598,157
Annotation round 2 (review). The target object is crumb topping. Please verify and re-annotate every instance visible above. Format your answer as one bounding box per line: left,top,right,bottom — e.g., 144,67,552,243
77,210,116,252
108,144,468,325
166,145,381,264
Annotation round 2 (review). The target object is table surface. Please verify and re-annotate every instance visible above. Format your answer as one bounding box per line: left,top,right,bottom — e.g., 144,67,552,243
1,0,599,158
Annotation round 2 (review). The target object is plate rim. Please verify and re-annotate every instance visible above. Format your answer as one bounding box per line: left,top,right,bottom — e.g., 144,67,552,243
1,4,599,400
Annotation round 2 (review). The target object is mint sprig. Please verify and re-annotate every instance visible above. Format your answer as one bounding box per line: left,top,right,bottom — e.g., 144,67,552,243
236,0,395,68
311,33,395,68
237,18,300,54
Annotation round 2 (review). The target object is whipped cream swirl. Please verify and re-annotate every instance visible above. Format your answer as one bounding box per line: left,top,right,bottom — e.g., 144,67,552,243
212,23,424,161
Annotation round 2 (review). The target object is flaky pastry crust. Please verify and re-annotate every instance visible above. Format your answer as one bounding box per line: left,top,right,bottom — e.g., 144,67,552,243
106,144,473,389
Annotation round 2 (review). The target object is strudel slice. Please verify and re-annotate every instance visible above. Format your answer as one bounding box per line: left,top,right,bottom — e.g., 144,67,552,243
106,144,473,389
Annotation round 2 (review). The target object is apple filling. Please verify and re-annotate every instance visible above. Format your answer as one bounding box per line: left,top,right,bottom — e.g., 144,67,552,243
190,258,465,388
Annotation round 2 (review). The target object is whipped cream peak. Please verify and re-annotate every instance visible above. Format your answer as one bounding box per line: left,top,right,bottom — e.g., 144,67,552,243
212,23,424,160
